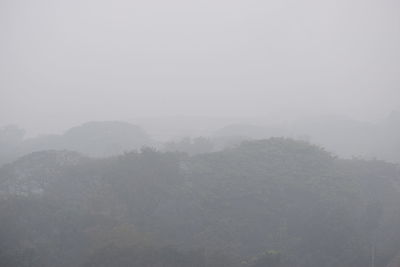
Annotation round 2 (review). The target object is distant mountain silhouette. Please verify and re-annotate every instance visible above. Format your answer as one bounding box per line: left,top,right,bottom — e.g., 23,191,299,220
60,121,152,156
214,124,286,139
214,113,400,163
0,121,152,166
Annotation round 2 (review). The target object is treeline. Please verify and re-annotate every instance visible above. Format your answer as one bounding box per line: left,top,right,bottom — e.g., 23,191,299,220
0,138,399,267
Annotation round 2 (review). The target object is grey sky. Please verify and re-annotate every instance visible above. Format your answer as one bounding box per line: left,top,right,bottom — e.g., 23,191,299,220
1,0,399,135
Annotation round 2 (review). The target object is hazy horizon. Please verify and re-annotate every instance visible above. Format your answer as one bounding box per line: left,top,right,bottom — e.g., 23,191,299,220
1,0,400,135
2,2,400,266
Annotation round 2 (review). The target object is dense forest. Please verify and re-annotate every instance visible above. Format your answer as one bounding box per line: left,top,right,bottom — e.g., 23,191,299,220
1,137,399,267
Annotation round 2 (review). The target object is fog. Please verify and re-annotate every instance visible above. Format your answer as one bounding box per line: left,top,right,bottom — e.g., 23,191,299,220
1,1,400,267
1,0,400,135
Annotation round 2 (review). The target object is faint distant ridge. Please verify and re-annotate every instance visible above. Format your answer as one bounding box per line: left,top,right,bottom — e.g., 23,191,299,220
1,121,153,165
214,124,286,139
214,113,400,163
61,121,152,157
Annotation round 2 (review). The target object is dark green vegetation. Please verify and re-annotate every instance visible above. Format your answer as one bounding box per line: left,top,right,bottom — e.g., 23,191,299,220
0,138,399,267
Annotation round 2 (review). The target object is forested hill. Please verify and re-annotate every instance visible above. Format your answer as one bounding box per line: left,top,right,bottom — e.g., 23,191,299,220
0,138,399,267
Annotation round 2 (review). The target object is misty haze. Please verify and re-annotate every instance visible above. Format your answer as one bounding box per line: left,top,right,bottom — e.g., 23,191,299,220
1,0,400,266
